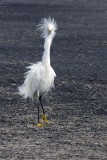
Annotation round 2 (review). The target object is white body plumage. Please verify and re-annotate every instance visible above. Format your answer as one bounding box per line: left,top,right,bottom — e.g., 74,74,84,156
18,17,57,100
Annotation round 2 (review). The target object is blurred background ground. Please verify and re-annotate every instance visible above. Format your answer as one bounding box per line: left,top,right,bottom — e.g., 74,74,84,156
0,0,107,159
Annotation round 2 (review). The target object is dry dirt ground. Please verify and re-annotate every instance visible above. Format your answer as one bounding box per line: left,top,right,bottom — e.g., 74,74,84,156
0,0,107,159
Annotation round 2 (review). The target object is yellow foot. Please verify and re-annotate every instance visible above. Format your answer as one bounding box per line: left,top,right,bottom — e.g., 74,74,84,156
40,114,50,124
37,123,45,127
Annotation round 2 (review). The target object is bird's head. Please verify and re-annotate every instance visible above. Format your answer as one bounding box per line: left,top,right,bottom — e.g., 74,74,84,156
48,22,55,34
37,17,57,38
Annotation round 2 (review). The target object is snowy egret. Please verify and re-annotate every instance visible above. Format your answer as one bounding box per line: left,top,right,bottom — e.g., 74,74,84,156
18,17,57,127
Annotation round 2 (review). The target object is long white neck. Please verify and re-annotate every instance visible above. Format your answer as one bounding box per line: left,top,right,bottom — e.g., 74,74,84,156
42,32,55,69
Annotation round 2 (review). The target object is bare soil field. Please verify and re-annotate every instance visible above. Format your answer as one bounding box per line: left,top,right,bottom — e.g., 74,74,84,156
0,0,107,159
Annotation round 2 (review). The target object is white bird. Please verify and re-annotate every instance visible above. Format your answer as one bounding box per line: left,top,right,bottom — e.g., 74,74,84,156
18,17,57,127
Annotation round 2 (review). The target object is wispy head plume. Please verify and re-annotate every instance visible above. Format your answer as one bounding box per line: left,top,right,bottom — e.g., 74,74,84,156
37,17,57,38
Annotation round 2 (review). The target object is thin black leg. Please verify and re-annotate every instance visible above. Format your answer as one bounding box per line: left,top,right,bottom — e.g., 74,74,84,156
39,96,45,114
37,105,40,123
